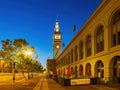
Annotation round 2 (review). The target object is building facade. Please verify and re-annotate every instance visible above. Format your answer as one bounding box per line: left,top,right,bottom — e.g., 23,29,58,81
55,0,120,84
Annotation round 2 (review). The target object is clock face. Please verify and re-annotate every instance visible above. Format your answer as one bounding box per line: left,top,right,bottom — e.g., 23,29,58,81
56,45,60,49
56,28,59,32
54,34,61,39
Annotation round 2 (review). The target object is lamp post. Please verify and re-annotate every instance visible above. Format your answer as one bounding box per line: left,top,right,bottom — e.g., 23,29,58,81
12,61,15,83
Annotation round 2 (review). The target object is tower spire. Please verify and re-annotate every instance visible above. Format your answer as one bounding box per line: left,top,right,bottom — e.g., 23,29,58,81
53,19,62,59
54,20,60,32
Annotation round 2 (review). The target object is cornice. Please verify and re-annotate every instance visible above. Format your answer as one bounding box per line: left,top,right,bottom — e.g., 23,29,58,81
56,0,111,63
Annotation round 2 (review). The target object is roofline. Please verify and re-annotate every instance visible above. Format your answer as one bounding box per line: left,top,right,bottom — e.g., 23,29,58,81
56,0,110,62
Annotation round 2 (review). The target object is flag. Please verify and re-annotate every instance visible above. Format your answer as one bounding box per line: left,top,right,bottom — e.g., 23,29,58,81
62,42,65,47
72,24,76,32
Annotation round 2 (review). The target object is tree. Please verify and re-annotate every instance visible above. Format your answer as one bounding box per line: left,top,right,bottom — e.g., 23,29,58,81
0,38,43,79
0,39,29,72
0,39,14,72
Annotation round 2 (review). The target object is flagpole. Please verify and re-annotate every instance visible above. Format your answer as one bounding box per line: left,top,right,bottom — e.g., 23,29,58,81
72,24,76,38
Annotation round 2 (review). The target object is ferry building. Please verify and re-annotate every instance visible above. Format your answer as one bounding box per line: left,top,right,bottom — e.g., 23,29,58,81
47,0,120,84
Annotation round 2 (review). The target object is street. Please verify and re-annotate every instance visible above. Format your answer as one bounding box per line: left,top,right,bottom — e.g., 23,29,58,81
0,74,119,90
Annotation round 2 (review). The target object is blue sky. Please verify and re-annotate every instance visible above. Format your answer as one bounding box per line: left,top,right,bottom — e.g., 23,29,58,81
0,0,102,68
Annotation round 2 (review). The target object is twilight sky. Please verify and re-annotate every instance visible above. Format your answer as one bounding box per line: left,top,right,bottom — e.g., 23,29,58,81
0,0,102,68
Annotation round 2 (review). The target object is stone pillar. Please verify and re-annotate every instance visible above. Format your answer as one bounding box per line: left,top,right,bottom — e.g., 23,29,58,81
103,66,110,83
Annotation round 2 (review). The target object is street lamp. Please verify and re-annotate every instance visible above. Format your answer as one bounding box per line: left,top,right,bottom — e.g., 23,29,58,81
12,61,15,83
25,51,32,56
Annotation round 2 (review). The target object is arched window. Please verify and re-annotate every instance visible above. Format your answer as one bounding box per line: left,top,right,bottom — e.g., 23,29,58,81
64,56,66,65
96,25,104,53
111,9,120,47
71,49,73,63
86,35,92,57
74,45,78,61
113,56,120,77
68,52,70,64
97,61,104,78
75,66,78,78
86,63,91,77
65,55,68,65
71,67,74,75
79,65,83,76
63,68,65,75
79,41,83,60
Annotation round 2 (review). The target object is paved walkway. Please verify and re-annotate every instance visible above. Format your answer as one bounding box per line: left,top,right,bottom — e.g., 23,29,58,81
0,73,28,84
33,77,66,90
0,74,120,90
33,77,120,90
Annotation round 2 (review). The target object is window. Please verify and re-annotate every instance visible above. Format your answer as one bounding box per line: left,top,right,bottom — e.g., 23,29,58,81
74,45,78,61
66,56,67,65
71,67,74,75
86,63,91,77
68,52,70,64
86,35,92,57
111,9,120,47
96,25,104,53
63,57,66,65
79,65,83,75
97,61,104,78
71,49,73,63
79,41,83,59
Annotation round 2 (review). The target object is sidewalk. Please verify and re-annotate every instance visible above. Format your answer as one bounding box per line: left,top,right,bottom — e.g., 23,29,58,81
97,83,120,90
0,73,28,85
33,77,120,90
33,77,65,90
42,78,66,90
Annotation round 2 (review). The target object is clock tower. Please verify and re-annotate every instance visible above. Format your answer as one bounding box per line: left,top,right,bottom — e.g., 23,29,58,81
53,20,62,59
